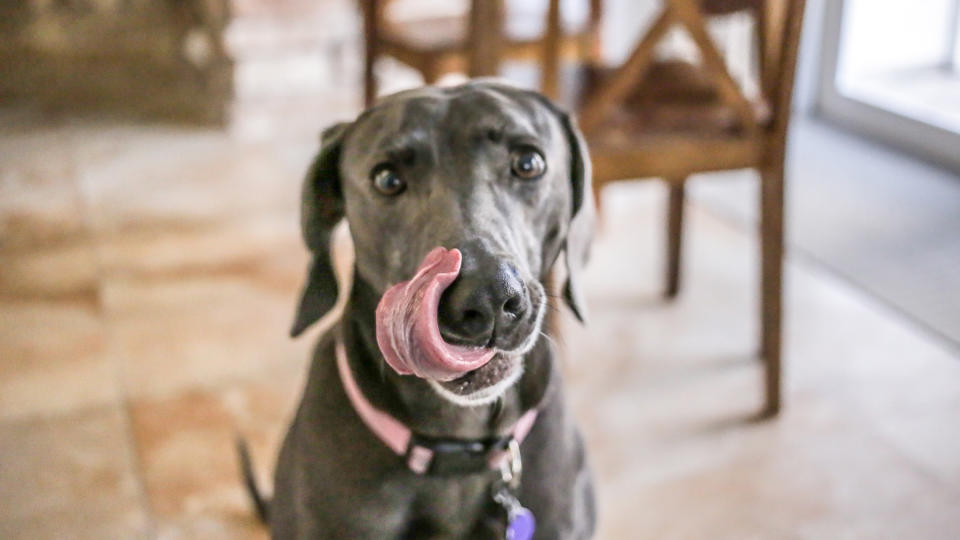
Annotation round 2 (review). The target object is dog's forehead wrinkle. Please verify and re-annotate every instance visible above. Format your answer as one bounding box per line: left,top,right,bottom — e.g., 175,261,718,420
483,84,558,131
442,88,536,135
381,131,430,161
400,94,449,121
348,94,448,158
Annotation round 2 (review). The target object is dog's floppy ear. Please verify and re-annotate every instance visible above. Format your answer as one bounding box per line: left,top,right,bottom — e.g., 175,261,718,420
555,109,595,324
290,122,351,337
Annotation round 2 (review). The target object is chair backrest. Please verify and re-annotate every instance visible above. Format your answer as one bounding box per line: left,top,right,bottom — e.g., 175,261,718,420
698,0,807,138
578,0,806,139
756,0,806,139
690,0,807,137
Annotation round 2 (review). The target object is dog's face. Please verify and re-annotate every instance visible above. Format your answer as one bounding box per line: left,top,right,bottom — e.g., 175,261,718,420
291,81,593,406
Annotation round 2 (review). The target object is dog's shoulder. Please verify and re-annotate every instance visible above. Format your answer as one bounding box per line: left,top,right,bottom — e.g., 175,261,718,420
309,323,340,361
295,323,344,412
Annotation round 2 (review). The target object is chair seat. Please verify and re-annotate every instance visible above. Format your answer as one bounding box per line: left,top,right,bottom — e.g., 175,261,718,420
589,131,764,181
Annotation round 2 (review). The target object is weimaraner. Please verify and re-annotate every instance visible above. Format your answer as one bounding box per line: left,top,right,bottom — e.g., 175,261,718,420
241,80,596,539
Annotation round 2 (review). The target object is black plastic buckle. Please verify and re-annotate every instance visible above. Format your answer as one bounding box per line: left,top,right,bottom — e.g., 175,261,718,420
406,433,513,476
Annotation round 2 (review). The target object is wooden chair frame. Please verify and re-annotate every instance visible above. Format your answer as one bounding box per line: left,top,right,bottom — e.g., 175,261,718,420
572,0,806,416
360,0,603,105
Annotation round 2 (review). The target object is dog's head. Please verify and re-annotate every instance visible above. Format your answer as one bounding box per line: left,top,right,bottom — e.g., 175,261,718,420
291,81,593,405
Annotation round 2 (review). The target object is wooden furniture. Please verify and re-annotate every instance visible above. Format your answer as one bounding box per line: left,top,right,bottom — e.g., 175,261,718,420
567,0,806,416
360,0,603,105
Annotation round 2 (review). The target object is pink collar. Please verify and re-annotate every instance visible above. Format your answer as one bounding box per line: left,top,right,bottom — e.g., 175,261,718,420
335,338,538,475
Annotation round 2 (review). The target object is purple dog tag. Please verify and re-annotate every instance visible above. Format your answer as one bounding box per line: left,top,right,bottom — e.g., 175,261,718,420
506,506,536,540
494,484,536,540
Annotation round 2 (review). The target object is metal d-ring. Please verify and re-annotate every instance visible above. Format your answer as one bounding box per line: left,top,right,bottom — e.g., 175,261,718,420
499,438,522,489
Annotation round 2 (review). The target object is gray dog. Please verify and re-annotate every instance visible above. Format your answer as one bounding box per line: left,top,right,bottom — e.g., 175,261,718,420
242,80,596,539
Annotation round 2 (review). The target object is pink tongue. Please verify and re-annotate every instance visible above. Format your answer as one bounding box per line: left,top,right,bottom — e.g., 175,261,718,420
375,247,496,381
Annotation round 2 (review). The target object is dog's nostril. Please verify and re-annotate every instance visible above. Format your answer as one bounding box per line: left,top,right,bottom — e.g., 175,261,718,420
502,294,525,318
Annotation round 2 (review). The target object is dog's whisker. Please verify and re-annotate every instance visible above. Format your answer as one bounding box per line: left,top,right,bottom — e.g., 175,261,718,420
542,304,564,317
539,329,566,350
539,330,573,369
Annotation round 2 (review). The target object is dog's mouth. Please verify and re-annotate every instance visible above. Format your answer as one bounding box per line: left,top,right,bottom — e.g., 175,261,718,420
429,353,524,406
375,247,541,404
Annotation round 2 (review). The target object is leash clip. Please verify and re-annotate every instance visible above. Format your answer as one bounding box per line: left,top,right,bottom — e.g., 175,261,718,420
498,438,522,489
493,439,535,540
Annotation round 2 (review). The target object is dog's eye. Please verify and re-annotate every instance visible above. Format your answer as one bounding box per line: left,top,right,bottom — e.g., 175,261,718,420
371,166,406,195
510,148,546,180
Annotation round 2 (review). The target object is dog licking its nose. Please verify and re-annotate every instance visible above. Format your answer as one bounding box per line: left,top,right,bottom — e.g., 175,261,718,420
438,261,529,347
375,247,496,381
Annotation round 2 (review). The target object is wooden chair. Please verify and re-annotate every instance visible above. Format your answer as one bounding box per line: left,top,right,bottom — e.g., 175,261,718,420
360,0,604,105
569,0,806,416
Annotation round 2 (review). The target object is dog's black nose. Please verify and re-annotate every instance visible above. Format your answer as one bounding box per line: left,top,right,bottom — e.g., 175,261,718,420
438,259,529,348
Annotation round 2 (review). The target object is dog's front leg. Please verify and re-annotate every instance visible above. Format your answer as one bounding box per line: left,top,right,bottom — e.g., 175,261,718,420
518,394,597,540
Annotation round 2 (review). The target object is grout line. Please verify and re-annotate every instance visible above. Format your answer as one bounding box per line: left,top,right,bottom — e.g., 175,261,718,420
845,401,960,502
680,195,960,498
66,126,160,540
686,187,960,358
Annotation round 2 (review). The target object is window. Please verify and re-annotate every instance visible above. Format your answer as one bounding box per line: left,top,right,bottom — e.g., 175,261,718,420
818,0,960,172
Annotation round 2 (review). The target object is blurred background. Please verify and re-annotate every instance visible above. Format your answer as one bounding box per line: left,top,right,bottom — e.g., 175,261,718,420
1,0,959,538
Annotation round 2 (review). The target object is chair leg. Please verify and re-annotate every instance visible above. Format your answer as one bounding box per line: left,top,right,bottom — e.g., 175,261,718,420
759,163,784,417
466,0,504,77
664,178,686,299
586,0,604,64
592,181,606,229
362,0,381,107
540,0,561,100
422,61,442,85
363,57,377,107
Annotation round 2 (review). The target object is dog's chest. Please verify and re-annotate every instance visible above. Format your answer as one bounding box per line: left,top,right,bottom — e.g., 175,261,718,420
406,475,503,537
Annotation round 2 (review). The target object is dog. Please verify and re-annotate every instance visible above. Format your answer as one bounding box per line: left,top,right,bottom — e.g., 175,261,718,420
242,80,596,539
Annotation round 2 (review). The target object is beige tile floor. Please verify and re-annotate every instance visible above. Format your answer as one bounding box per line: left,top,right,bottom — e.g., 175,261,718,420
1,111,959,539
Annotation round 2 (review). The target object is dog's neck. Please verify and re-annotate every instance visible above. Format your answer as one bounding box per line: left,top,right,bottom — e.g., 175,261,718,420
339,275,553,441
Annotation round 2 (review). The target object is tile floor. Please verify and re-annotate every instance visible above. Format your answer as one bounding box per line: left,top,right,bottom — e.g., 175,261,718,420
1,109,959,539
691,117,960,347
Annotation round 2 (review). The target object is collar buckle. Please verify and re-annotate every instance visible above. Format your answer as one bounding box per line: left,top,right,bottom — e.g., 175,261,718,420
406,433,512,476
